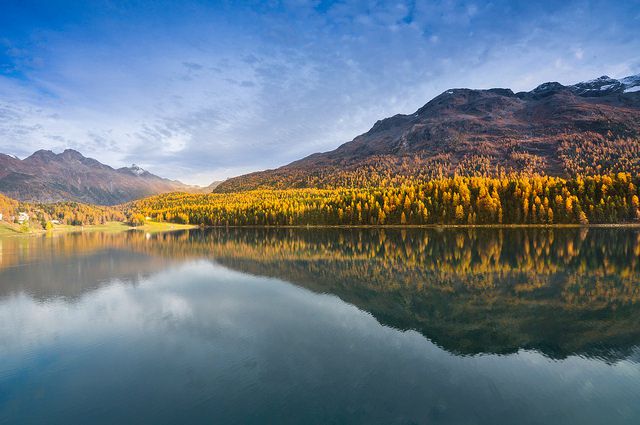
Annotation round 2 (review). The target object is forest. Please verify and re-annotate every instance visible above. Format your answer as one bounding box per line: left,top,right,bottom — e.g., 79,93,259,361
127,173,640,226
2,173,640,228
0,193,125,229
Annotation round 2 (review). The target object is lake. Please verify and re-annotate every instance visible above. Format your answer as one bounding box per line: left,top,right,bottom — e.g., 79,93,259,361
1,227,639,424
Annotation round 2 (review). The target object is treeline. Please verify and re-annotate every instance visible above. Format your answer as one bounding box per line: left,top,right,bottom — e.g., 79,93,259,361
0,193,125,228
127,174,640,226
31,202,125,226
4,173,640,228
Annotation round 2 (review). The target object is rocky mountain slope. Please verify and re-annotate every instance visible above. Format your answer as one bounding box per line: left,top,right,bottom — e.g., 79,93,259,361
216,74,640,192
0,149,196,205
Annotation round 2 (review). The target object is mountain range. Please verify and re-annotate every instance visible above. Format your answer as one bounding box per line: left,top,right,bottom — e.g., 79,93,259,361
216,74,640,192
0,149,198,205
2,73,639,203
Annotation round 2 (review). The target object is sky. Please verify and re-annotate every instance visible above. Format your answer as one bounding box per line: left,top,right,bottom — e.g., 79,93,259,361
1,0,639,185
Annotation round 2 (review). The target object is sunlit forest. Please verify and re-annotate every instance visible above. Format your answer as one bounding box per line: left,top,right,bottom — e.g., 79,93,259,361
3,173,640,228
0,193,124,229
32,202,126,225
128,173,640,226
0,193,19,219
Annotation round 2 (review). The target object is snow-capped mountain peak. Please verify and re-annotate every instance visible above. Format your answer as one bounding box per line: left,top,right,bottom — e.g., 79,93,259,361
620,74,640,93
129,164,147,176
570,73,640,96
570,75,624,95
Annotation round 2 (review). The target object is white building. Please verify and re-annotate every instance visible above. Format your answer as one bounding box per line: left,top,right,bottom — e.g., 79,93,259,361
17,212,29,224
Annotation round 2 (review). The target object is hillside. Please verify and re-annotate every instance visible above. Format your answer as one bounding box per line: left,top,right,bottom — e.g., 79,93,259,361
0,149,197,205
216,74,640,192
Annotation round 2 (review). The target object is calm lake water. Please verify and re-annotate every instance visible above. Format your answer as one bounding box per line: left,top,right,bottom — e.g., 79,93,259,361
1,227,639,424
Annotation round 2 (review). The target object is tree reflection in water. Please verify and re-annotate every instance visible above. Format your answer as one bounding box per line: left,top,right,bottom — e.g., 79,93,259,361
1,226,639,360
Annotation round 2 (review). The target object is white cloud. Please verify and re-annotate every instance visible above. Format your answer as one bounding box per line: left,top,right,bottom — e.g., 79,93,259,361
0,1,638,185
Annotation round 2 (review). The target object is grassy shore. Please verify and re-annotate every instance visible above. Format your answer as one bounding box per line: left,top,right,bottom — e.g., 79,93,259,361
0,223,21,236
0,221,197,237
134,221,198,233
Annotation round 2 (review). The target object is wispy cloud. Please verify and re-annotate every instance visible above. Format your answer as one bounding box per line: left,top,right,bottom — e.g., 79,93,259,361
0,0,638,184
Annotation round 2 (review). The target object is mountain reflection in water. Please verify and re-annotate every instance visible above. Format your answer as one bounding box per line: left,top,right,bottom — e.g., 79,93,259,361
2,227,640,425
1,227,639,360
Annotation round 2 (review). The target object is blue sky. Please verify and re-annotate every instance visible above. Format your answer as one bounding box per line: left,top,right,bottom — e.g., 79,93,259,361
1,0,639,185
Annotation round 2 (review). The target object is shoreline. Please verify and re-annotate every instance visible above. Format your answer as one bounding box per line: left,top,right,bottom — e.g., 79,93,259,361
3,221,639,238
0,221,198,238
189,223,640,229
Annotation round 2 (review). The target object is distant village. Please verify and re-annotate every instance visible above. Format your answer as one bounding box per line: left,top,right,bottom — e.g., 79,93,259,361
0,211,30,224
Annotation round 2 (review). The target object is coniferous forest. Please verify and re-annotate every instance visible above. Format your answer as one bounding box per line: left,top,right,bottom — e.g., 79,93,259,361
3,173,640,228
126,174,640,226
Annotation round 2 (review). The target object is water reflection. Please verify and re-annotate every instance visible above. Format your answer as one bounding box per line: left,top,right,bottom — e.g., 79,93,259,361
0,228,639,424
206,227,640,360
1,228,640,359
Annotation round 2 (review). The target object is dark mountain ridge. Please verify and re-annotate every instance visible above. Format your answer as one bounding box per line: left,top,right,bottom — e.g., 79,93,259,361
216,74,640,192
0,149,197,205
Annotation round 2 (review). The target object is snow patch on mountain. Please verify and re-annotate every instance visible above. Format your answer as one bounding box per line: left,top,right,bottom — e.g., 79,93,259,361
129,164,147,176
621,75,640,86
567,73,640,96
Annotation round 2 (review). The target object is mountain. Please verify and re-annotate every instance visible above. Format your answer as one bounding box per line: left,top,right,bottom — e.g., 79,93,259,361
0,149,197,205
216,74,640,192
194,180,223,193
